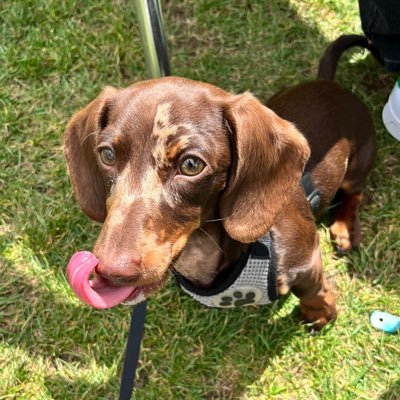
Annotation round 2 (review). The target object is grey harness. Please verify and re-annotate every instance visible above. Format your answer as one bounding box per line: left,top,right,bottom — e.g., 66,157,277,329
174,232,279,308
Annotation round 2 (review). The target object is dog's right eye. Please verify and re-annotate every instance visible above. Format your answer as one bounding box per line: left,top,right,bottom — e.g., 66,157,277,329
99,147,116,166
179,156,205,176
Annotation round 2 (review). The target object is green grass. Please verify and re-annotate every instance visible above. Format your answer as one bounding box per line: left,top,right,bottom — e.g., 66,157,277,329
1,0,399,399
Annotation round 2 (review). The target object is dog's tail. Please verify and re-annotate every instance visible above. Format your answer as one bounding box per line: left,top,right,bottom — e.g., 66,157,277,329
317,34,380,81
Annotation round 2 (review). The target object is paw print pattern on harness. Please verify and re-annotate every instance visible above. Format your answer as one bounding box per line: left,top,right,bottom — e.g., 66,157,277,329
211,287,263,308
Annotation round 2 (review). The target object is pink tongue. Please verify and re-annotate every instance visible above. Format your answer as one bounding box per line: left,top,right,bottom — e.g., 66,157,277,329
67,251,136,309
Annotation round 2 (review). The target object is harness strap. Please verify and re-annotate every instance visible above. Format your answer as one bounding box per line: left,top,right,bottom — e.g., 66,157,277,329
119,301,147,400
301,171,321,212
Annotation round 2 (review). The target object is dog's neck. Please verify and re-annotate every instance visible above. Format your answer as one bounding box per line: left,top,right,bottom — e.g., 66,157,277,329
174,222,249,288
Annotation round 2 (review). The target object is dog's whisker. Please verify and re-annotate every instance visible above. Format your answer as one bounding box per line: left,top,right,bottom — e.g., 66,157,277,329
82,131,97,145
204,215,231,223
199,227,223,253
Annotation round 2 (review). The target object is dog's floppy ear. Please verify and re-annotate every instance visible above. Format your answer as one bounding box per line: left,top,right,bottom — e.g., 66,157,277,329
64,86,117,222
220,92,310,243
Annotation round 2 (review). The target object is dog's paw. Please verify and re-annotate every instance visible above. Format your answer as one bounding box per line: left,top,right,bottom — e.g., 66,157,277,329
300,290,337,331
300,304,337,331
330,221,353,254
330,213,362,255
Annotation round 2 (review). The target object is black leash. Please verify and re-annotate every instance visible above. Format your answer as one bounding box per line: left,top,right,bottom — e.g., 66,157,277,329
119,301,147,400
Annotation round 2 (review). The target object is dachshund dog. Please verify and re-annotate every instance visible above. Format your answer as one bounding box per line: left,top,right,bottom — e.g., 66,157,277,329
65,35,376,329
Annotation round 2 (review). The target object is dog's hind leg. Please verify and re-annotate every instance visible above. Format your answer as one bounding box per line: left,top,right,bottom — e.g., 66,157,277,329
330,190,364,253
330,134,376,253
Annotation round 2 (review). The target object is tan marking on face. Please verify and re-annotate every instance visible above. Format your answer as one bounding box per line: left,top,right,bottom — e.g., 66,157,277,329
165,136,191,160
105,166,164,229
171,219,201,256
127,228,170,282
146,218,154,231
152,104,178,166
138,217,201,279
171,234,191,257
112,132,125,147
154,103,172,131
152,103,198,167
141,168,163,204
157,229,166,243
152,103,178,149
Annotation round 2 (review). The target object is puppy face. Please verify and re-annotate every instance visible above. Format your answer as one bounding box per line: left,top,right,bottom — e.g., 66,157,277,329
89,83,231,290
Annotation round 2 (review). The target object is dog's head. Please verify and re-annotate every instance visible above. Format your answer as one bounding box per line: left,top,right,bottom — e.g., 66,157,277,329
65,77,309,294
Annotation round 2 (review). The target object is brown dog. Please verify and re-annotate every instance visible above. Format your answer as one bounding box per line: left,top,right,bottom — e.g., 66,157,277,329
65,35,376,329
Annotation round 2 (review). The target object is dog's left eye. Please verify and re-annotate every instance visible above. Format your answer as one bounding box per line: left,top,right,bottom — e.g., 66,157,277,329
180,157,205,176
99,147,116,166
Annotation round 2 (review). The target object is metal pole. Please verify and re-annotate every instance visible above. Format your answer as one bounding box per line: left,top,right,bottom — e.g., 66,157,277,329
134,0,171,78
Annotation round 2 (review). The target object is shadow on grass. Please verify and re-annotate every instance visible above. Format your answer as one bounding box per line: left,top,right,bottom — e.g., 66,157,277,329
380,380,400,400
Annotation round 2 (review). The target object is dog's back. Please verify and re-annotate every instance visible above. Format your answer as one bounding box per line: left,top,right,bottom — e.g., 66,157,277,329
267,35,377,252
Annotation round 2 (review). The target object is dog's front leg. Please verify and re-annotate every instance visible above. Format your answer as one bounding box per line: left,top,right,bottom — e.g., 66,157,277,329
291,243,337,331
